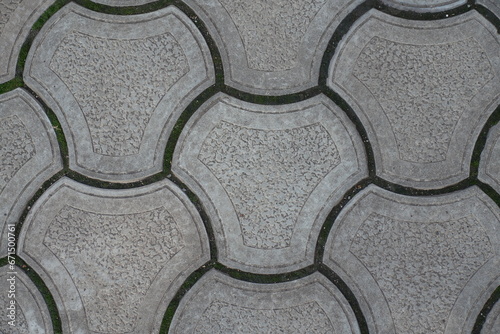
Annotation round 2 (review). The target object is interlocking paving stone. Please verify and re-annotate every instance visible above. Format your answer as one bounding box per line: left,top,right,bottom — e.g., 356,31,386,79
483,299,500,334
24,3,214,182
185,0,364,95
18,177,210,333
0,266,53,333
0,89,62,257
478,0,500,19
173,94,367,274
479,123,500,193
0,0,55,83
329,10,500,189
169,270,360,333
380,0,466,12
324,185,500,334
92,0,156,6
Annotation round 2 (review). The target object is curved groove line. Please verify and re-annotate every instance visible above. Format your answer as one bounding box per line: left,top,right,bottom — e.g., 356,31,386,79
319,264,370,334
373,0,474,20
475,4,500,33
472,284,500,334
470,105,500,179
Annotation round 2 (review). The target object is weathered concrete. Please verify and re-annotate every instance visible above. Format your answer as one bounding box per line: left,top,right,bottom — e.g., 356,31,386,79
482,299,500,334
324,185,500,334
0,89,62,258
24,3,214,182
478,0,500,19
479,123,500,194
0,0,55,83
380,0,467,12
185,0,364,95
92,0,156,6
173,94,367,274
0,266,53,333
329,10,500,189
18,178,210,334
169,270,360,333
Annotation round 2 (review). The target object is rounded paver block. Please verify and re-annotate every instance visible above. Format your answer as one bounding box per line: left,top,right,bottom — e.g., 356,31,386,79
0,266,53,333
0,89,62,258
173,93,367,274
24,3,214,182
18,177,210,334
380,0,466,12
479,123,500,193
478,0,500,19
185,0,364,95
328,10,500,189
0,0,56,83
92,0,156,6
482,298,500,334
324,185,500,334
169,270,361,333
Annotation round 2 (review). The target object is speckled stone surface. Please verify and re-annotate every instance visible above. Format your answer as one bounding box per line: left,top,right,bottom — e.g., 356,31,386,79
18,178,210,333
480,123,500,193
324,185,500,334
169,270,360,333
0,89,62,258
0,266,53,333
185,0,364,95
24,3,214,182
329,10,500,189
0,0,56,83
380,0,467,12
173,94,367,274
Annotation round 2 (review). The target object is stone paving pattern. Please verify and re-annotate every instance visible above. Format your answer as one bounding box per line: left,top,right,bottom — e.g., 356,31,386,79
0,0,499,333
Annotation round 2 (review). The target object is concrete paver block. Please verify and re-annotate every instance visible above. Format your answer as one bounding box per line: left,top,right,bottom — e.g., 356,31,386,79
0,0,55,83
478,0,500,19
380,0,466,12
185,0,364,95
479,123,500,193
0,266,53,333
173,94,367,274
324,185,500,334
0,89,62,257
18,177,210,333
329,10,500,189
169,270,360,333
24,3,214,182
92,0,156,6
482,299,500,334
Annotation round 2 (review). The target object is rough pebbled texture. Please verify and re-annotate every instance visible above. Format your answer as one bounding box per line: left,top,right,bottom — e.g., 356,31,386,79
199,121,340,249
0,0,22,34
50,32,189,156
44,206,184,333
351,213,492,334
353,37,492,163
194,300,334,333
218,0,326,71
0,115,35,192
170,271,360,333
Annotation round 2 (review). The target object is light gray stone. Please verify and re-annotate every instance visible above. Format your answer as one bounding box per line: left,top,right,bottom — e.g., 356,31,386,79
169,270,360,333
185,0,364,95
479,123,500,193
0,0,55,83
329,10,500,189
173,94,367,274
381,0,467,12
0,89,62,258
0,266,53,333
482,299,500,334
477,0,500,19
18,177,210,334
92,0,156,6
24,3,214,182
324,185,500,334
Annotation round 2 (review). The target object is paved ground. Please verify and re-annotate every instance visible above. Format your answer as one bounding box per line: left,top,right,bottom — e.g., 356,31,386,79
0,0,499,333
